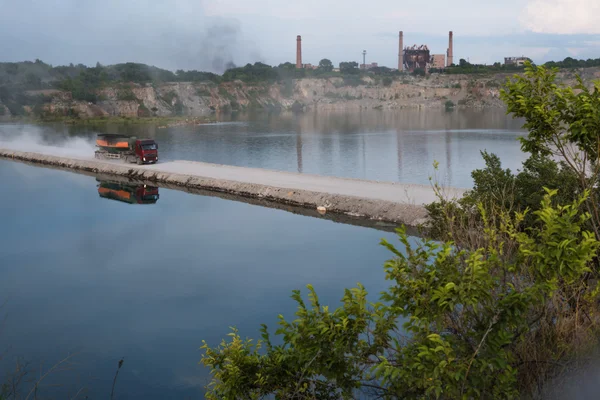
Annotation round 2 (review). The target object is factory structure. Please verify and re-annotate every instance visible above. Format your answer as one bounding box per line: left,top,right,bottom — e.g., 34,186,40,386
295,31,455,73
294,32,529,73
295,31,528,73
398,31,453,72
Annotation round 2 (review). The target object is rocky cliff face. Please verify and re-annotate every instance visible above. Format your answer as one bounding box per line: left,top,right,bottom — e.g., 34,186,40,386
2,68,598,119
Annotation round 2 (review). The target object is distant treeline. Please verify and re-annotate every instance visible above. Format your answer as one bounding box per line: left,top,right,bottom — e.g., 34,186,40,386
434,56,600,75
1,55,600,116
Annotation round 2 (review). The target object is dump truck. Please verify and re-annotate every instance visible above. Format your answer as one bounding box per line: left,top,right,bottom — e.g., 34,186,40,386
94,134,158,164
97,179,160,204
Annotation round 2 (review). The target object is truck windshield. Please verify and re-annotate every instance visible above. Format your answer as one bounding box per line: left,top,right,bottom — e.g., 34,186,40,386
141,144,157,150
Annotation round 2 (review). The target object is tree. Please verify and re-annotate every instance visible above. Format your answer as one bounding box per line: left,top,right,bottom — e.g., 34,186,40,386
339,61,359,74
501,62,600,239
318,59,333,72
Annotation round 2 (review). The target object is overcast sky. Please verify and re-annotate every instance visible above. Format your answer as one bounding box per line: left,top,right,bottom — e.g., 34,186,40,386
1,0,599,72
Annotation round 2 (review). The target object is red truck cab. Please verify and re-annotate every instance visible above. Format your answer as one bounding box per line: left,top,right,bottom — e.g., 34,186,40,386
135,139,158,164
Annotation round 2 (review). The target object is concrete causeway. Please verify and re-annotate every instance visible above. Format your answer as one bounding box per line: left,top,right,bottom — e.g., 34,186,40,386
0,148,466,227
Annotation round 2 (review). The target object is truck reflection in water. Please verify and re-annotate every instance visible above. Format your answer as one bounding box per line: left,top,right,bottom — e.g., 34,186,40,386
96,179,159,204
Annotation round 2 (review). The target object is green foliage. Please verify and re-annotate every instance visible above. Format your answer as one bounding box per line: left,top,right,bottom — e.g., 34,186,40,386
113,62,152,83
412,68,426,77
382,77,393,87
117,88,137,101
501,62,600,163
444,99,455,111
137,102,151,117
0,86,51,116
426,151,581,240
431,59,528,75
222,62,278,83
339,61,359,75
161,90,179,105
342,75,363,87
173,101,184,116
318,59,334,73
201,191,600,398
545,56,600,69
55,64,107,103
175,69,221,83
279,79,294,98
196,87,212,97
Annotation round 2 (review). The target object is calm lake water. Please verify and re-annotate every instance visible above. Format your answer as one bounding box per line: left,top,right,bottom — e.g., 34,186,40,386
0,109,528,398
1,108,527,188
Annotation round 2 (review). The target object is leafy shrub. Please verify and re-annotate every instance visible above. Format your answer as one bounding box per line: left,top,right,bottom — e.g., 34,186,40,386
161,90,178,105
201,190,600,399
117,89,137,101
196,88,211,97
412,68,426,77
342,76,363,87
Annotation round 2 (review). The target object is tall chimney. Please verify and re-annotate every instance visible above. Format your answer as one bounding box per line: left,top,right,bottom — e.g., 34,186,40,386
398,31,404,71
447,31,453,67
296,35,302,69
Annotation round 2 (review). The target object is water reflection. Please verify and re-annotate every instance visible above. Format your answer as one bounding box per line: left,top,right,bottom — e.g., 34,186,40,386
0,160,405,399
97,179,160,204
0,109,527,188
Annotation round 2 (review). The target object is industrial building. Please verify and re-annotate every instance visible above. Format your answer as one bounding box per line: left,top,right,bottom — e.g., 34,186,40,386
360,62,379,70
295,30,455,73
398,31,454,72
431,54,446,69
504,56,529,66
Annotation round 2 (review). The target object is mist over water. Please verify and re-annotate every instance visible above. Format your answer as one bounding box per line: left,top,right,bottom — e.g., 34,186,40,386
0,124,95,159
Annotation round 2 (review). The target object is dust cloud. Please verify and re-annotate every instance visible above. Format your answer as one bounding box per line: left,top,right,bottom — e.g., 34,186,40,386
0,125,95,159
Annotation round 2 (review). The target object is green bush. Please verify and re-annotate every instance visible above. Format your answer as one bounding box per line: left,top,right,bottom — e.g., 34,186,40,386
196,87,212,97
161,90,178,105
425,152,581,240
382,77,393,87
444,99,455,111
173,101,184,116
412,68,426,77
117,88,137,101
279,79,294,98
201,189,600,399
342,76,363,87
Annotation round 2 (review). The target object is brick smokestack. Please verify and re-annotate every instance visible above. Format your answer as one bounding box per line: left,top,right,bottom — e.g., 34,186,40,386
398,31,404,71
447,31,453,67
296,35,302,69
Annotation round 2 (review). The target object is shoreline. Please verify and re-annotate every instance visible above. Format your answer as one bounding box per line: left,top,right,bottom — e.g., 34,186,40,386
0,148,466,228
0,115,218,127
